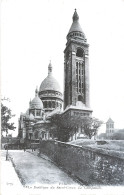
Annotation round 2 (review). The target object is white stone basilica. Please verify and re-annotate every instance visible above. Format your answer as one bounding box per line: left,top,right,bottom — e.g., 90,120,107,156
18,9,92,142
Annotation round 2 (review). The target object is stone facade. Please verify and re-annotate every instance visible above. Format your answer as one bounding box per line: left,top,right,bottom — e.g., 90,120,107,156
62,10,92,137
64,9,90,109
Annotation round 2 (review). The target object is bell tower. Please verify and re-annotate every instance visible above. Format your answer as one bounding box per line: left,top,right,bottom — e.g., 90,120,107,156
64,9,90,110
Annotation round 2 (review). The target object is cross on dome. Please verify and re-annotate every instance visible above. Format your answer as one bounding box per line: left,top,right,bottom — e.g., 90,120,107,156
48,61,52,75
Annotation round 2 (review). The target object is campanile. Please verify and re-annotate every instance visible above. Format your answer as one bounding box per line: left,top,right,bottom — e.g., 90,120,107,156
64,9,90,110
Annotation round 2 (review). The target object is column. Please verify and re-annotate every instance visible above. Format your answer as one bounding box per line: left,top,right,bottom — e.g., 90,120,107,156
35,109,36,117
85,49,90,108
23,128,26,138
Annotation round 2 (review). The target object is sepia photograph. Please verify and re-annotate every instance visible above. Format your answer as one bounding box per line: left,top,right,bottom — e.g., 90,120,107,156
1,0,124,194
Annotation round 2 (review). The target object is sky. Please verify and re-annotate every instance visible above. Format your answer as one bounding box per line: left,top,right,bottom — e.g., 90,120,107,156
1,0,124,136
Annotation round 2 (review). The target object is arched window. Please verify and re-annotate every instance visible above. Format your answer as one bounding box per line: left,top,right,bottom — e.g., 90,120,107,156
78,95,83,102
36,110,40,116
31,110,35,116
35,131,38,139
76,48,84,58
44,101,47,108
52,101,55,108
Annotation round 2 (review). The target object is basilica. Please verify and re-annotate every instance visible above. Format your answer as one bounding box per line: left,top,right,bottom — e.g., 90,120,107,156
18,9,92,142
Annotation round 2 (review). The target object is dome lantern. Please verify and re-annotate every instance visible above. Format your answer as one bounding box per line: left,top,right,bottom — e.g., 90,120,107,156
73,9,79,22
35,87,38,97
48,61,52,76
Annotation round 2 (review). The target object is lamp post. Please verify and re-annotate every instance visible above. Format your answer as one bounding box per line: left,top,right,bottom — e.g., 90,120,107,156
6,145,8,161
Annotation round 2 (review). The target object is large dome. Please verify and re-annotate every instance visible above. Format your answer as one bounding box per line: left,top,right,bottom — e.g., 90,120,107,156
39,62,61,92
30,89,43,109
39,74,61,92
39,62,63,114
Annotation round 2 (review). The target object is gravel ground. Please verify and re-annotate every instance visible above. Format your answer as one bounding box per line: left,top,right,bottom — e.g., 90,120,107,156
7,150,79,187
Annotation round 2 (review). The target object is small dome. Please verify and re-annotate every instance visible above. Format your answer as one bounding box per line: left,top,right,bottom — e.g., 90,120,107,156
30,89,43,109
39,62,61,92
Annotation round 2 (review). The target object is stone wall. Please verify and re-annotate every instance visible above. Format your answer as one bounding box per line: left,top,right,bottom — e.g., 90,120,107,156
40,140,124,185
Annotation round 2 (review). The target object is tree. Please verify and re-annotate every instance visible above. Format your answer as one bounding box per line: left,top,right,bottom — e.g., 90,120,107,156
111,132,124,140
50,113,103,141
81,117,103,139
1,101,16,136
50,113,77,142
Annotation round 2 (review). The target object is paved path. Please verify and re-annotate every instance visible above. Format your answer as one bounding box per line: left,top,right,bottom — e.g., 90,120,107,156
1,150,23,195
2,150,79,187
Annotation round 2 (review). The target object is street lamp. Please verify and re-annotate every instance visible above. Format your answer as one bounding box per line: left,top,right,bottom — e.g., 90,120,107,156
6,145,8,161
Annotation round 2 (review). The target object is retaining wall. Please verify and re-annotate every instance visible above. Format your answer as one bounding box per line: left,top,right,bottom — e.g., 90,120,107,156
40,140,124,185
